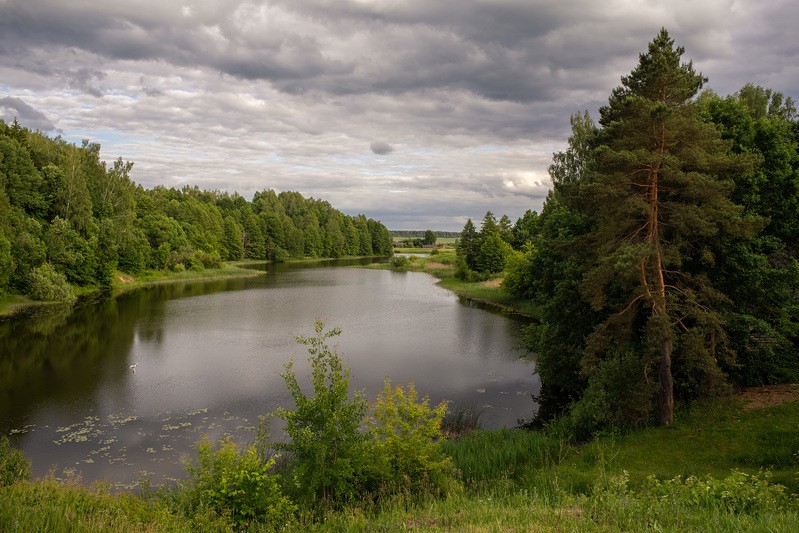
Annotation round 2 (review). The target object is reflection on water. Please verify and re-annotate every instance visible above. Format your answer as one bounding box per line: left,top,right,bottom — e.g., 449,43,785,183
0,260,538,487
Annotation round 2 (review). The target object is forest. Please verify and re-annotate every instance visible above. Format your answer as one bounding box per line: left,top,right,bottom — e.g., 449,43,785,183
457,29,799,438
0,123,393,303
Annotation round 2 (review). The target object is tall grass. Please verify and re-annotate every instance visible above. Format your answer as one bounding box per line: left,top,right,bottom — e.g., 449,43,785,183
0,477,205,532
440,404,483,438
442,428,564,489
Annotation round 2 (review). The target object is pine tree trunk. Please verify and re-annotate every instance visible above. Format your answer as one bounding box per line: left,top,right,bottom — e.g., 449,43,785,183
657,334,674,425
650,119,675,426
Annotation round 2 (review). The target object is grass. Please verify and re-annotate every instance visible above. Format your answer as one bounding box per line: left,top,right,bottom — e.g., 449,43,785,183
0,477,200,533
110,263,265,293
2,396,798,531
441,405,484,439
309,397,799,531
393,247,433,253
0,293,40,317
438,277,540,318
0,263,267,316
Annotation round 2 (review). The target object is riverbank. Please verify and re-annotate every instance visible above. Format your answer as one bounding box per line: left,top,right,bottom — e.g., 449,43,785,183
0,264,264,317
0,256,393,317
366,251,540,318
109,263,266,294
2,392,796,531
0,294,45,317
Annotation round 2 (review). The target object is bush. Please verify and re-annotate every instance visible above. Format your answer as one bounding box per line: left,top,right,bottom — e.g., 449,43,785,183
434,251,457,265
642,470,794,515
389,255,411,271
259,320,371,506
368,379,456,495
186,253,204,272
501,246,535,298
551,349,655,442
260,322,462,510
0,436,31,487
454,256,491,282
0,229,12,290
27,263,76,302
589,469,797,527
179,436,295,529
198,250,223,269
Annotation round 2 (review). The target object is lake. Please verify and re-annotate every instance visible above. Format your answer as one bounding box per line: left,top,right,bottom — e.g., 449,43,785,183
0,259,538,488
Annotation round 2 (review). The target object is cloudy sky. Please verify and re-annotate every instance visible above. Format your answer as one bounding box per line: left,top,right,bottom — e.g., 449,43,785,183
1,1,797,230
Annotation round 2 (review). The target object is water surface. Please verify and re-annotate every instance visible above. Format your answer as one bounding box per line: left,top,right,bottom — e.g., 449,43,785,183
0,261,538,487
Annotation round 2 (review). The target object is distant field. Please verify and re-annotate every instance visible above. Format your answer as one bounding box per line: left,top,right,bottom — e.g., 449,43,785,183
393,236,458,245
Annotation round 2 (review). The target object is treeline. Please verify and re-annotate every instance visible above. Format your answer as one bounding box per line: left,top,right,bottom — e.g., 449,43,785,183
455,210,538,280
389,229,461,239
0,121,393,302
466,30,799,438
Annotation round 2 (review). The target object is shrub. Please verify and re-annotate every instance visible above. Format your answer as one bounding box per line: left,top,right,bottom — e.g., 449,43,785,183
260,322,466,509
28,263,76,302
197,250,222,269
186,253,204,272
260,320,371,506
643,470,794,515
0,436,31,487
551,349,655,442
368,379,456,495
0,229,12,290
180,436,295,529
589,469,797,526
501,246,535,298
389,255,411,271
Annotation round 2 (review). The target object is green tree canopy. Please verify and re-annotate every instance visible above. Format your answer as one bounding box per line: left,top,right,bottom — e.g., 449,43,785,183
586,28,753,425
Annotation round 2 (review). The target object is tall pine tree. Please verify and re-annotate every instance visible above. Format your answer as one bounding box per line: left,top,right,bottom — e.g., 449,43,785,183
585,29,753,425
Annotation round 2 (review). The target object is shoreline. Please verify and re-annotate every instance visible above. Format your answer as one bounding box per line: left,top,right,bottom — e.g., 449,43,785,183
0,255,389,317
365,253,540,319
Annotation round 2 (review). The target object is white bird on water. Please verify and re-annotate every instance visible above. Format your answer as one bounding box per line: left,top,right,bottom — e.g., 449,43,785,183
129,363,138,372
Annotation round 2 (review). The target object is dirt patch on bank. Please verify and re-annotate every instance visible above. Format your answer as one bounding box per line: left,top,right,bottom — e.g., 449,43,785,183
479,278,504,289
738,384,799,410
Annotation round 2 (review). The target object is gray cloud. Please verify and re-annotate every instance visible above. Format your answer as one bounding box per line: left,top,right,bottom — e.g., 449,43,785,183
0,1,796,230
370,141,394,155
62,68,106,97
0,97,57,131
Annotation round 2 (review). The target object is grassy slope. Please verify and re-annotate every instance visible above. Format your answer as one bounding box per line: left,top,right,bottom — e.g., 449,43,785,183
0,263,266,317
2,398,797,531
316,398,799,531
109,263,265,293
